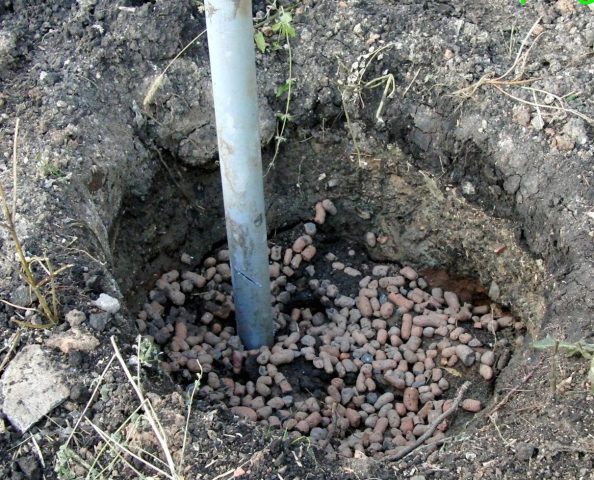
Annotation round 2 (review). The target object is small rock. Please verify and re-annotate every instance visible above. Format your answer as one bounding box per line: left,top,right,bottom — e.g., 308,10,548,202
379,302,394,319
515,442,537,461
304,222,317,236
345,408,361,427
356,296,373,317
365,232,377,247
168,290,186,306
292,237,307,253
553,134,575,151
512,105,531,127
89,311,110,332
187,359,203,373
0,345,70,432
17,455,41,480
455,344,475,367
373,392,394,410
443,291,460,312
301,245,317,262
10,285,31,307
295,420,310,433
92,293,121,314
233,466,247,478
217,250,230,262
335,295,355,308
488,281,500,301
180,253,193,265
341,387,356,405
498,316,514,328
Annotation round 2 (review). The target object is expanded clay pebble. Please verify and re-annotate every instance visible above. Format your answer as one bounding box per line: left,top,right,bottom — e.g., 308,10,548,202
314,202,326,224
142,204,523,459
321,199,337,215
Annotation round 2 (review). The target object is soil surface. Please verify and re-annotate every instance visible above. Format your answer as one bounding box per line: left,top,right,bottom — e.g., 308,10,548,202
0,0,593,479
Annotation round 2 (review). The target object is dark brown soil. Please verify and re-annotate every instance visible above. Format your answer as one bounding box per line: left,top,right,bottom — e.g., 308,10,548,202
0,0,593,479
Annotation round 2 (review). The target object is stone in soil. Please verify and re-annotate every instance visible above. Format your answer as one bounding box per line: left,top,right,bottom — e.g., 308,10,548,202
1,345,70,432
92,293,121,314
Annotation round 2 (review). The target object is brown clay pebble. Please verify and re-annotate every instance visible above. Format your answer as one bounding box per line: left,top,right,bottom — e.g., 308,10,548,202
399,266,418,281
314,202,326,224
479,364,494,380
292,236,307,253
148,201,527,459
321,198,337,215
379,302,394,319
481,351,495,366
401,313,413,340
443,291,460,312
356,296,373,317
462,399,482,413
301,245,317,262
345,408,361,427
388,293,414,311
270,350,295,365
231,406,258,421
403,388,419,412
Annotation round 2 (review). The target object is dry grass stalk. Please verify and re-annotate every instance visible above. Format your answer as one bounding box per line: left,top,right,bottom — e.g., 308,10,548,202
451,17,593,125
0,119,72,328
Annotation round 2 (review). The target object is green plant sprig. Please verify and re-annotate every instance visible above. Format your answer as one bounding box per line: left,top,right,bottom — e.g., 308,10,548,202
254,3,298,175
533,335,594,393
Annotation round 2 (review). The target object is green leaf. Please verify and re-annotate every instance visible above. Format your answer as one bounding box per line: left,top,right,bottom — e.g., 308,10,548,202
532,336,556,350
272,11,296,38
533,335,594,359
276,112,293,122
254,31,268,53
275,79,293,97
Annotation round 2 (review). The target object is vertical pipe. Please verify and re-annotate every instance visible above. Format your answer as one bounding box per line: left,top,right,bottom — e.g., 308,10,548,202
205,0,273,349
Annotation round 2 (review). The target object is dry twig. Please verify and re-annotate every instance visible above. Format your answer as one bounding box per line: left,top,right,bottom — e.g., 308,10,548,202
488,359,544,417
382,381,472,462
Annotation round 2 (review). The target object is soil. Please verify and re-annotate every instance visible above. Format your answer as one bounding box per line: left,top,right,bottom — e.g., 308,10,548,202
0,0,593,479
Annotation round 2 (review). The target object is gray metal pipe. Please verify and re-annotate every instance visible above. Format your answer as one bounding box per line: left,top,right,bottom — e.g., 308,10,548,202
205,0,274,349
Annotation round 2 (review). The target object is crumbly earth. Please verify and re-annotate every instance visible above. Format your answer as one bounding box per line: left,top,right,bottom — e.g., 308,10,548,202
0,0,593,479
